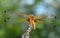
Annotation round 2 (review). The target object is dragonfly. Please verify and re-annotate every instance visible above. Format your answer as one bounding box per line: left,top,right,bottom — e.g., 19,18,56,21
16,13,46,29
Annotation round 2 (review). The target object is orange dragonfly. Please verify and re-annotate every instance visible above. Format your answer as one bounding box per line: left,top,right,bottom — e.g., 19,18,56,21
16,13,46,29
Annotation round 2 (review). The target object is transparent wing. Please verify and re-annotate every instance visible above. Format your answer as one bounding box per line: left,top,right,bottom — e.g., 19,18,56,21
16,12,30,18
34,15,46,19
16,12,29,22
35,18,45,24
36,20,43,24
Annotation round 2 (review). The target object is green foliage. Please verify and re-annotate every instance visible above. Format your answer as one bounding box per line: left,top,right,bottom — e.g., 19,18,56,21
44,19,52,24
0,0,19,11
30,29,40,38
36,23,44,30
0,27,5,38
55,19,60,26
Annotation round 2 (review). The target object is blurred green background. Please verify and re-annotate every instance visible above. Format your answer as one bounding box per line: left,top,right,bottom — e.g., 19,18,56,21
0,0,60,38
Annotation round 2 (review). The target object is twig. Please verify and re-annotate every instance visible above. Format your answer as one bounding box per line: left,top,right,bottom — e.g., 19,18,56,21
22,27,31,38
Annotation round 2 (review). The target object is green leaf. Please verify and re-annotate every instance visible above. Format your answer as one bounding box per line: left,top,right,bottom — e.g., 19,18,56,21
36,23,44,29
